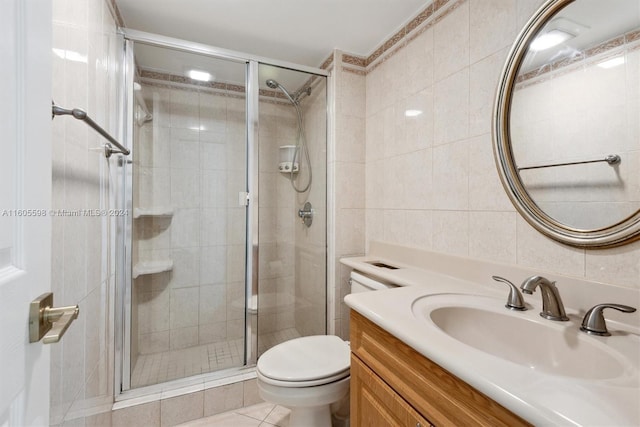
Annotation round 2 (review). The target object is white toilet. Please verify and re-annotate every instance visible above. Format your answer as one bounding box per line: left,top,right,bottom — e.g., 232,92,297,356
256,271,397,427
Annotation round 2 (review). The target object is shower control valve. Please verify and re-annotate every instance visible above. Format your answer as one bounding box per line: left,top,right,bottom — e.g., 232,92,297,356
298,202,313,227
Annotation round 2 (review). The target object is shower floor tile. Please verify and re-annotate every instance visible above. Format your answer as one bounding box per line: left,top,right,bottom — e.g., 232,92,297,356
131,328,301,388
131,339,244,388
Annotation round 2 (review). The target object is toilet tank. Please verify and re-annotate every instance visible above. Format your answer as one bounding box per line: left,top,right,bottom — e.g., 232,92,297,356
349,271,397,293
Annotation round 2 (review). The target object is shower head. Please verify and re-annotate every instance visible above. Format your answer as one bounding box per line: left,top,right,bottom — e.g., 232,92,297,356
265,79,297,105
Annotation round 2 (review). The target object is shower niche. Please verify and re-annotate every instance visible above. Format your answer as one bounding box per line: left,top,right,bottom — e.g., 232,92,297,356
119,37,327,392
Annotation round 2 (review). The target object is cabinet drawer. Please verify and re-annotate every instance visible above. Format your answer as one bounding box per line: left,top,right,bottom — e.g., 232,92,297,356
350,311,531,427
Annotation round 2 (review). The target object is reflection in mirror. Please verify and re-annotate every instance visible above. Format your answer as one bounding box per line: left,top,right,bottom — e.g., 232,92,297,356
510,0,640,230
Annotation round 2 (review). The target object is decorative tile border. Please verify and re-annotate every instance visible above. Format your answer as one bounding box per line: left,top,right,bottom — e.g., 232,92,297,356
341,52,367,76
139,69,319,106
320,54,334,71
108,0,126,28
336,0,640,85
342,54,366,68
336,0,461,74
517,27,640,86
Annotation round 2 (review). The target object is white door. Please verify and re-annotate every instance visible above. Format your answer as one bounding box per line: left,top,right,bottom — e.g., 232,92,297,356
0,0,52,425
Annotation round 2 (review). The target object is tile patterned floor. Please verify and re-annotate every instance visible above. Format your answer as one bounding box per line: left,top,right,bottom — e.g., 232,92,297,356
131,339,244,388
178,403,290,427
131,329,301,388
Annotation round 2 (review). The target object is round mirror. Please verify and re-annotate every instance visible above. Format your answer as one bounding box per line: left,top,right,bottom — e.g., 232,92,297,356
494,0,640,248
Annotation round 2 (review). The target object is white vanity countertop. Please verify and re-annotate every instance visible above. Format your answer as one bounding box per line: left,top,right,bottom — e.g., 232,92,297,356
341,243,640,426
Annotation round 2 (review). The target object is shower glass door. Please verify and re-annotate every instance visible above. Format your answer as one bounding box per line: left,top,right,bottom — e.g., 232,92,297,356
256,64,327,356
125,41,248,389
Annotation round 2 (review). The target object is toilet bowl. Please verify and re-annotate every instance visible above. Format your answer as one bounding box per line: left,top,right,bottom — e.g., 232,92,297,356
256,271,397,427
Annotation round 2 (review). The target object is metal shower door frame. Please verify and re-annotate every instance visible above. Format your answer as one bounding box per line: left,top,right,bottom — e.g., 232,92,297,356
115,29,328,396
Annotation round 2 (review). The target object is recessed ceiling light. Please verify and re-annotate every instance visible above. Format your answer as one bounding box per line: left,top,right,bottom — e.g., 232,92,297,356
597,56,625,69
187,69,212,82
405,109,423,117
530,29,575,52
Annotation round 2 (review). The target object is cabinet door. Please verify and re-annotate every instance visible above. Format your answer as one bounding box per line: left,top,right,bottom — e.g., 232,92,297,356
351,355,432,427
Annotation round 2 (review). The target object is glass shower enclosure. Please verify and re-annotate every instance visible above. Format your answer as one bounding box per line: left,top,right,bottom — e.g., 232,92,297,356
116,31,328,392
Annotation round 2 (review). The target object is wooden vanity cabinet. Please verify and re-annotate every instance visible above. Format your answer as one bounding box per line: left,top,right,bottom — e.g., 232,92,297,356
349,311,531,427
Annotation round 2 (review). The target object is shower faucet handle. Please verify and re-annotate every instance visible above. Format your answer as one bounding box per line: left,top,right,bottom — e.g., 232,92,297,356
298,202,313,227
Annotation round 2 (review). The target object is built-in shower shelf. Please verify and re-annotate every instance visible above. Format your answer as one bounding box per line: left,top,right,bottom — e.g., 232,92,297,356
133,260,173,279
133,207,174,218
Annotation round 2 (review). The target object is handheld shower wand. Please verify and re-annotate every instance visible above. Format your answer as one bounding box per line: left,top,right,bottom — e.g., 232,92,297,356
265,79,312,193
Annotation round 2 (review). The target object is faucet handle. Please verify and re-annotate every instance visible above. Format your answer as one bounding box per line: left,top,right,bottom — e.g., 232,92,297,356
580,303,637,336
492,276,526,311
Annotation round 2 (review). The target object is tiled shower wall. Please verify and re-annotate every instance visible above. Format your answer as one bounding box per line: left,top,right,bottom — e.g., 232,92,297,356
133,77,322,361
256,98,298,341
134,81,247,357
359,0,640,290
294,78,328,338
51,0,120,424
257,78,328,344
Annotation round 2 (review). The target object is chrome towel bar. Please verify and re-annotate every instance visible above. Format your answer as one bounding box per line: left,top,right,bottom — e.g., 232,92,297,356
518,154,620,171
52,101,130,158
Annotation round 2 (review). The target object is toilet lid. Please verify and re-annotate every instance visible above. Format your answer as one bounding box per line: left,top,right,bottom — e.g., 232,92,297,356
257,335,350,383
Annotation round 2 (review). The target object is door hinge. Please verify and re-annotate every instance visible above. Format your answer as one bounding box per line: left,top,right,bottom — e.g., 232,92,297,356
238,192,250,206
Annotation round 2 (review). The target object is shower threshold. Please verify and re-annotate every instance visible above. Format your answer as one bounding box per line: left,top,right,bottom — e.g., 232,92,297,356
119,328,302,404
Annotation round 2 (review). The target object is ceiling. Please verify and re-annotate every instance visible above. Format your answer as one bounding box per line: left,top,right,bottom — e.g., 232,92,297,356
115,0,429,68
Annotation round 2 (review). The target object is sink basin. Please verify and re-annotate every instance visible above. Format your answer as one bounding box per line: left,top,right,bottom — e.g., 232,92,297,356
412,294,631,380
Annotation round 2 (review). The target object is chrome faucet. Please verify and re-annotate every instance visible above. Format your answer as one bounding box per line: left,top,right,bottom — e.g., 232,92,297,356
520,276,569,321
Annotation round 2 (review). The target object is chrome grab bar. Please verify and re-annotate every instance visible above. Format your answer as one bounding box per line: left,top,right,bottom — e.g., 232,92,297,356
52,101,130,158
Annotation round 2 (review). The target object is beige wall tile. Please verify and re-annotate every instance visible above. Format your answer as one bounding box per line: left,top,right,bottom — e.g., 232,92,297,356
469,0,516,63
51,0,120,422
516,0,548,27
204,383,244,416
242,379,264,407
358,0,640,296
340,71,366,119
432,211,469,257
469,211,517,263
433,1,470,81
434,69,470,145
335,163,365,209
170,287,200,329
336,115,366,163
160,392,204,427
515,217,586,277
170,326,199,350
112,401,160,427
467,133,514,211
585,242,640,288
469,48,508,137
432,140,469,210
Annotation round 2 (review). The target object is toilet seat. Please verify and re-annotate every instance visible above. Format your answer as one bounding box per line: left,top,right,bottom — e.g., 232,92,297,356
257,335,350,387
